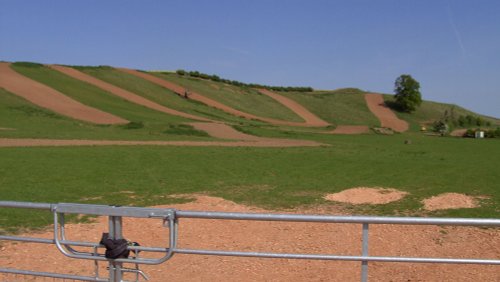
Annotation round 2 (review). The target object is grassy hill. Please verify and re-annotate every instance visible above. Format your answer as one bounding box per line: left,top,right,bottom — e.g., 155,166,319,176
151,72,305,122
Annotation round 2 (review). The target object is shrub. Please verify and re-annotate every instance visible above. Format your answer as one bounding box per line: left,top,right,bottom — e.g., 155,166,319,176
13,62,44,68
180,70,313,92
394,74,422,113
163,124,209,137
122,121,144,129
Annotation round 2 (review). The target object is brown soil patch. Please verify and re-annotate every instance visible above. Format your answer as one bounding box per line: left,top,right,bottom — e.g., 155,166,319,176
49,65,211,122
119,68,327,127
364,93,409,132
257,88,329,127
0,62,127,125
189,122,263,141
1,195,498,281
0,127,15,131
450,129,467,137
329,125,370,134
324,187,408,204
422,193,481,211
0,138,324,148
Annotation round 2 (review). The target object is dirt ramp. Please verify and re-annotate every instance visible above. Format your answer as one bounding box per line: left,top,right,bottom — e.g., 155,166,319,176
50,65,211,122
0,63,127,124
365,93,408,132
324,187,408,204
422,193,482,211
257,89,329,127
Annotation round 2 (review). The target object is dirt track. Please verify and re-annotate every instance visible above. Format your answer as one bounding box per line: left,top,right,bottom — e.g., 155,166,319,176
364,93,408,132
119,69,328,128
0,63,127,125
1,195,498,282
189,122,263,141
329,125,370,134
0,137,323,148
257,89,329,127
49,65,212,122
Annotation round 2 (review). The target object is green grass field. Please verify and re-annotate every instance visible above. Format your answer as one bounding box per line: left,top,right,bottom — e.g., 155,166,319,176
1,133,499,233
151,72,305,122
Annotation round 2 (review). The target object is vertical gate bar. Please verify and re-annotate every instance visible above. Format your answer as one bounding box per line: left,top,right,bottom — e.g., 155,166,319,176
108,216,123,282
361,223,369,282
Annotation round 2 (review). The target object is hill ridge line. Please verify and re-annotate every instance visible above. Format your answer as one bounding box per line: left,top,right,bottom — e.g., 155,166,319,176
0,62,127,125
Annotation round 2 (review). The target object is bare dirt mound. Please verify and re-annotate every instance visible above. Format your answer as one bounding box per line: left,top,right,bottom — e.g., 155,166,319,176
257,89,329,127
1,195,498,282
422,193,481,211
329,125,370,134
324,187,408,204
0,62,127,124
119,68,326,127
364,93,408,132
50,65,211,122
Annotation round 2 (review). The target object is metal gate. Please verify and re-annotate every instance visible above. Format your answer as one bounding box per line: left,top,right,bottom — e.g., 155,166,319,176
1,201,499,281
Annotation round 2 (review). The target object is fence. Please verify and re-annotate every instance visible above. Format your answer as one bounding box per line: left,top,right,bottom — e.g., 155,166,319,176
0,201,499,281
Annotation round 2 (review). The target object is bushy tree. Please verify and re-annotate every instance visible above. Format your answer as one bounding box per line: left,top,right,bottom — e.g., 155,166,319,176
394,74,422,112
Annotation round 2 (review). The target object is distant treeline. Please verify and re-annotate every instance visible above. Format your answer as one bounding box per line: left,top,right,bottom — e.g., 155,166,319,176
175,70,313,92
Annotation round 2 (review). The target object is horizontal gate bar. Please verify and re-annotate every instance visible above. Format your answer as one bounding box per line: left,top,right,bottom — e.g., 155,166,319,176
175,210,500,226
174,248,500,265
0,267,107,281
2,201,500,226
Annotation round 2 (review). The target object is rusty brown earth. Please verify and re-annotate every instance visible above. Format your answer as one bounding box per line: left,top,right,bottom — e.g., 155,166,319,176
364,93,409,132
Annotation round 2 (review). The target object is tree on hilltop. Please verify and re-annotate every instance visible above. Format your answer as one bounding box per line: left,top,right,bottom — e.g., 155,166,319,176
394,74,422,113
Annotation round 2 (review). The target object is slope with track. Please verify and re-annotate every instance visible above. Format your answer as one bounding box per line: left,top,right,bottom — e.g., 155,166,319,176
365,93,409,132
49,65,211,122
257,89,329,127
0,63,126,124
119,68,327,127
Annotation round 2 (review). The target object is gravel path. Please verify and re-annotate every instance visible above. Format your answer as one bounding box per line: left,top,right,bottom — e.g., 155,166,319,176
1,195,498,281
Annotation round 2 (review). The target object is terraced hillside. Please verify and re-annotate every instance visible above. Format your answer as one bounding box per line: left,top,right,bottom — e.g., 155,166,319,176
1,61,498,144
151,71,306,123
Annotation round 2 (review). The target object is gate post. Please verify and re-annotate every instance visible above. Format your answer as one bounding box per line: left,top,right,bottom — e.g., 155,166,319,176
109,216,123,282
361,223,369,282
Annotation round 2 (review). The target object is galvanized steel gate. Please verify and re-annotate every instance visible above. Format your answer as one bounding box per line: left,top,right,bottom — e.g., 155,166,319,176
0,201,499,281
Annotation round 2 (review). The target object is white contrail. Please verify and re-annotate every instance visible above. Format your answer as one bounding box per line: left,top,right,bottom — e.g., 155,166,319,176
446,3,466,57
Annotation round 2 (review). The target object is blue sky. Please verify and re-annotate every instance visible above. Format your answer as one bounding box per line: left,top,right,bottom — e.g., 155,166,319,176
1,0,499,118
